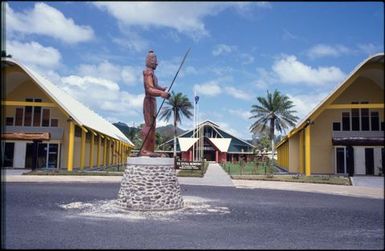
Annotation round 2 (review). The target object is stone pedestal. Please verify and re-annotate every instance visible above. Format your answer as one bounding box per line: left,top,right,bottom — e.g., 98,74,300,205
118,157,184,211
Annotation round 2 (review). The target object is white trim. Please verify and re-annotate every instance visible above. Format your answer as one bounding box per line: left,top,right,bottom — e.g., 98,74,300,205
208,138,231,152
178,138,199,151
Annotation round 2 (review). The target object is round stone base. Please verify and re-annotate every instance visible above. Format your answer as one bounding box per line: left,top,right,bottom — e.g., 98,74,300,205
117,157,184,211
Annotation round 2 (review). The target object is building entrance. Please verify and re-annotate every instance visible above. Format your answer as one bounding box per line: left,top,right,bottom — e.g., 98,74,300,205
25,143,59,169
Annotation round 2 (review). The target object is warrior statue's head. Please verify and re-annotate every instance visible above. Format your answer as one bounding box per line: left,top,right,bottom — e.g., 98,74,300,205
145,50,158,69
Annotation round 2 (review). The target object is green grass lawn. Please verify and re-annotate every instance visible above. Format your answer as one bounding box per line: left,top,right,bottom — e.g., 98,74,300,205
222,161,275,175
223,161,351,185
231,174,351,186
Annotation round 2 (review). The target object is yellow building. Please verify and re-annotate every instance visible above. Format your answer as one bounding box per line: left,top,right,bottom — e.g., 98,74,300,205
1,57,134,171
277,53,384,176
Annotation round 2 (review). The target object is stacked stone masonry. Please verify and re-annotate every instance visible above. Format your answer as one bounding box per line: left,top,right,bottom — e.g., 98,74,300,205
118,157,184,211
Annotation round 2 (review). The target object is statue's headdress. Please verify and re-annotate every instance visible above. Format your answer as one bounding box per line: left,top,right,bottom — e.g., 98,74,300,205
146,50,157,68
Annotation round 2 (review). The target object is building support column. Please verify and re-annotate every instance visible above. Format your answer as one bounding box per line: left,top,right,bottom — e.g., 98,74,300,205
299,130,304,174
107,139,111,166
97,135,101,167
215,150,219,163
89,132,94,168
80,129,86,169
305,125,311,176
67,120,75,172
103,137,107,167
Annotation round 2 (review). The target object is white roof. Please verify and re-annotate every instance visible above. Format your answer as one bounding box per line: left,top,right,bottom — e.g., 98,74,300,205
178,137,198,151
208,138,231,152
4,58,134,146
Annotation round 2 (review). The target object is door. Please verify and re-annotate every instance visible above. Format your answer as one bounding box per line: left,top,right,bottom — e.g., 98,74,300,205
365,148,374,175
3,142,15,167
346,146,354,176
336,147,345,174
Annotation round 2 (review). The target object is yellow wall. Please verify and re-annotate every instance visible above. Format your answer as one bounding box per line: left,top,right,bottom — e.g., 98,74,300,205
277,141,289,170
3,65,132,170
311,77,383,174
5,75,70,169
332,77,384,104
288,133,300,173
285,72,384,175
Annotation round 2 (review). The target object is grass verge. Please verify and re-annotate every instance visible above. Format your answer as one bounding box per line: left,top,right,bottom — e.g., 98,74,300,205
231,174,351,186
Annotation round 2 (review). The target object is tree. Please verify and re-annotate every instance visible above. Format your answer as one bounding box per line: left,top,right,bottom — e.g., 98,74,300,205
249,90,299,163
2,50,12,58
159,91,193,157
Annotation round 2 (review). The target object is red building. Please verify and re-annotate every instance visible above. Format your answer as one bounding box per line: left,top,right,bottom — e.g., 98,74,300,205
159,120,255,163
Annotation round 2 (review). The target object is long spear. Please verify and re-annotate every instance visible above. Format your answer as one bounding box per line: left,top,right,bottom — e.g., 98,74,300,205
137,48,191,156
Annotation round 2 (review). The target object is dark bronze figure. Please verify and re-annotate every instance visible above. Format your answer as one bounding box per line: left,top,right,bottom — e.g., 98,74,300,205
139,50,170,157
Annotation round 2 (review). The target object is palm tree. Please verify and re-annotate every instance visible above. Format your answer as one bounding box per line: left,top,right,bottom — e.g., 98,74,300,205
159,91,193,157
249,90,299,164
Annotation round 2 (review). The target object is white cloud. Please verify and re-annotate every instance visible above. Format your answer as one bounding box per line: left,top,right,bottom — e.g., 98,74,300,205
307,44,350,59
224,86,252,100
59,75,144,118
112,29,149,52
194,81,222,96
6,40,61,68
357,43,383,56
94,2,266,40
94,2,218,39
255,67,273,90
77,61,141,86
5,2,94,43
287,92,329,122
272,55,346,86
212,44,236,56
61,75,119,92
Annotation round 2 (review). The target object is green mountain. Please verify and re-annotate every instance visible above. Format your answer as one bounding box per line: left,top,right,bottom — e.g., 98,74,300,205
113,122,186,144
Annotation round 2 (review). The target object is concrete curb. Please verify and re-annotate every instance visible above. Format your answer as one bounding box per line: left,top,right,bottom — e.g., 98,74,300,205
3,175,123,183
232,180,384,199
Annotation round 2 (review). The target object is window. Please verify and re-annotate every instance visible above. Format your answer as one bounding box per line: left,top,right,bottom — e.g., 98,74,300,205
342,112,350,131
51,119,58,127
75,125,82,137
6,117,14,126
351,102,359,131
370,112,379,131
15,108,23,126
24,98,33,126
333,122,341,131
381,122,384,131
48,144,58,168
42,109,50,127
32,99,42,127
33,107,41,126
361,102,369,131
24,106,32,126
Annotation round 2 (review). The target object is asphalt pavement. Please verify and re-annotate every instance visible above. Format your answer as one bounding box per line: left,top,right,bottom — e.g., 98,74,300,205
3,182,384,249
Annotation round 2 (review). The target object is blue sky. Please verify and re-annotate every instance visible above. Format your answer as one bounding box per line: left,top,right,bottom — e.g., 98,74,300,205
4,2,384,139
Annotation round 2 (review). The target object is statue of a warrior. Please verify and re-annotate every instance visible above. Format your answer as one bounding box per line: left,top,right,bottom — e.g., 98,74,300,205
139,50,170,157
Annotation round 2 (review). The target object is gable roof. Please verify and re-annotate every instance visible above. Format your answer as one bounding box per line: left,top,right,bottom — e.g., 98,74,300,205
277,52,384,148
3,58,134,147
161,119,255,149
